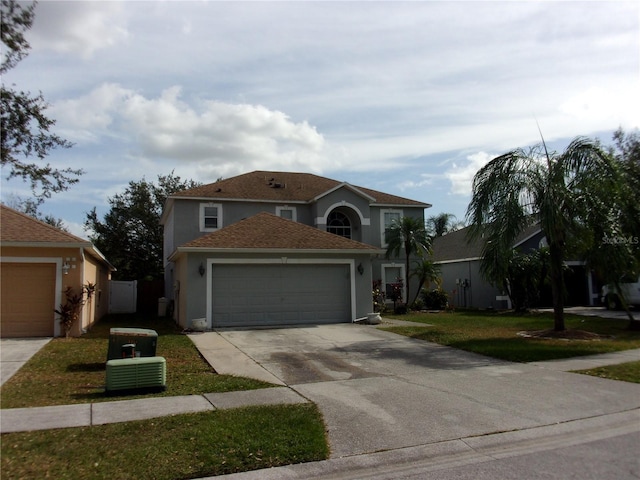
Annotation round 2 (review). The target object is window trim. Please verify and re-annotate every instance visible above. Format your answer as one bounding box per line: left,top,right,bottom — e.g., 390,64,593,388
199,203,222,232
380,208,403,247
381,263,406,304
276,205,297,222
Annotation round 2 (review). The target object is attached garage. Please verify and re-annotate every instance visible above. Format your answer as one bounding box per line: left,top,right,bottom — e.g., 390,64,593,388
1,262,57,337
211,263,351,328
170,212,382,330
1,205,115,338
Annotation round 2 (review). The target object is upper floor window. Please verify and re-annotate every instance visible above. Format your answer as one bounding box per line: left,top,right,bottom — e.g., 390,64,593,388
327,211,351,239
381,209,402,246
200,203,222,232
276,205,297,221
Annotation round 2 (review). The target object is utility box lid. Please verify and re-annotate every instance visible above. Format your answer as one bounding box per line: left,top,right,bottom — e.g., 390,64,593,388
107,327,158,361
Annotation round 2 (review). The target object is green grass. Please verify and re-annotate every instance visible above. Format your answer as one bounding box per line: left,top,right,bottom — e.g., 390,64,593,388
1,404,329,480
1,314,274,408
574,360,640,383
382,310,640,364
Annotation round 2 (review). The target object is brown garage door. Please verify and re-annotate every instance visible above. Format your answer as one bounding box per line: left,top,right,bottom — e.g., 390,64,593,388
1,263,56,337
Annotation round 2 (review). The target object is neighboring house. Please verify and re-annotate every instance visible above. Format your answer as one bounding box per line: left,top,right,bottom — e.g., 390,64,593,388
161,170,431,329
432,224,599,309
0,205,114,338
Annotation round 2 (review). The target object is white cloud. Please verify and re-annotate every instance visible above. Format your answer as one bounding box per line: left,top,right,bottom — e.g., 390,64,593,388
54,84,330,178
445,152,495,196
30,1,128,58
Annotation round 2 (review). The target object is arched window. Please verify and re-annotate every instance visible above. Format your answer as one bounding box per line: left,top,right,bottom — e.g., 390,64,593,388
327,211,351,239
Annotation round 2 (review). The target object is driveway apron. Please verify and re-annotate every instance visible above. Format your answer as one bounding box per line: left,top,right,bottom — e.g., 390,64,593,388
1,338,52,387
215,324,640,459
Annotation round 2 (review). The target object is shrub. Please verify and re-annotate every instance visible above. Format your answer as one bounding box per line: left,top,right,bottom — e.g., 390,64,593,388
422,288,448,310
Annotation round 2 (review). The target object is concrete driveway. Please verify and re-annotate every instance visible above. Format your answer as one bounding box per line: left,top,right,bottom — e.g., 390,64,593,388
539,305,638,320
1,337,51,387
216,324,640,459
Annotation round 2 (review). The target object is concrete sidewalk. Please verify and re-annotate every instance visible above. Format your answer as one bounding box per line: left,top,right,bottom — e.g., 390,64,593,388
0,387,308,434
530,348,640,372
1,328,638,442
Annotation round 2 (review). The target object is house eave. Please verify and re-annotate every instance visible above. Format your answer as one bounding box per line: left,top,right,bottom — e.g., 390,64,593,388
170,246,384,261
0,241,93,249
434,257,482,265
374,202,432,209
312,182,377,203
1,241,116,271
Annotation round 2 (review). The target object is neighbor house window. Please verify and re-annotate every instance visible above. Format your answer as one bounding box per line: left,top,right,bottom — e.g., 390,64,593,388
381,209,402,246
276,205,296,221
327,211,351,239
200,203,222,232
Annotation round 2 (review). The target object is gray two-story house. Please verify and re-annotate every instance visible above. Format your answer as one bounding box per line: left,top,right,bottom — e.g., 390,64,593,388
161,171,431,329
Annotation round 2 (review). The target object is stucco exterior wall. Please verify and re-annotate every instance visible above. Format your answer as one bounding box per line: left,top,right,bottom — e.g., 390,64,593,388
172,251,375,328
436,260,506,310
1,246,111,337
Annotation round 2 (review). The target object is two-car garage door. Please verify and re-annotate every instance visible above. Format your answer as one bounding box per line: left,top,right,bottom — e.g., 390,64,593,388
211,263,351,328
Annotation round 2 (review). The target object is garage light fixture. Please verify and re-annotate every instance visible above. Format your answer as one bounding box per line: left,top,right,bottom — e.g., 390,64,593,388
357,263,364,275
62,261,71,275
198,263,205,277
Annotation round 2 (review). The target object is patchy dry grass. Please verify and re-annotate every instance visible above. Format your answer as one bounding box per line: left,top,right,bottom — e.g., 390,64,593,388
1,404,329,479
574,360,640,383
1,314,273,408
383,310,640,363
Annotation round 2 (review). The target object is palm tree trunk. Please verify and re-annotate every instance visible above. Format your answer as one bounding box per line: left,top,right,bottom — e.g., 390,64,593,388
549,242,566,331
403,239,411,306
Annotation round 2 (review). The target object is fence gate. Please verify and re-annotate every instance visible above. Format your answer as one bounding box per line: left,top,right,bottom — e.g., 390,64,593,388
109,280,137,314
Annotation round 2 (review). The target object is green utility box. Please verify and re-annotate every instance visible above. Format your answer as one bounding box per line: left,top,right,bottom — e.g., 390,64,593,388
105,356,166,394
107,328,158,361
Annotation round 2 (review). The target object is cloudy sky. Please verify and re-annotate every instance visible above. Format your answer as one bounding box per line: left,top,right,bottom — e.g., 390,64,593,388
2,1,638,238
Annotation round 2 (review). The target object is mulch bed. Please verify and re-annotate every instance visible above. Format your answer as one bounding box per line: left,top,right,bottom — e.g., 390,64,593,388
517,329,610,340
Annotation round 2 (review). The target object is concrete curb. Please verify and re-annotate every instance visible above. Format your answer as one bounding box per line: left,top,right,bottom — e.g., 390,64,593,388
207,409,640,479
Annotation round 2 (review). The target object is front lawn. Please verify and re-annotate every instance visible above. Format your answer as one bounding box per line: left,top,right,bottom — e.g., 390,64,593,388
382,310,640,364
574,360,640,384
1,404,329,479
1,314,274,408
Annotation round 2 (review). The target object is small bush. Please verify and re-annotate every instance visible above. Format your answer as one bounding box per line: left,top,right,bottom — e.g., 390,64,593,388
422,288,448,310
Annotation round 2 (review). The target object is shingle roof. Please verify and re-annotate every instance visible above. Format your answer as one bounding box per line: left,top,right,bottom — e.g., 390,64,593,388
432,223,542,263
0,205,90,244
179,212,381,251
172,170,429,207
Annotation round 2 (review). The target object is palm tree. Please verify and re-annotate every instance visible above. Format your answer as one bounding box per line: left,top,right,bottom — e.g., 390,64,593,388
466,136,617,331
411,258,440,306
385,216,431,307
426,213,463,238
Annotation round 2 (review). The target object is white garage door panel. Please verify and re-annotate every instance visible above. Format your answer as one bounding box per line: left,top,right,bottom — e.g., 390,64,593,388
211,264,351,327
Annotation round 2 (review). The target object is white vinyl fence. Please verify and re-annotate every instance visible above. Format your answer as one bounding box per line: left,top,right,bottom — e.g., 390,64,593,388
109,280,137,313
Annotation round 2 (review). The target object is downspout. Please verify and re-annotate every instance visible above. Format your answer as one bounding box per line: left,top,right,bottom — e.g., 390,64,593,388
80,248,87,334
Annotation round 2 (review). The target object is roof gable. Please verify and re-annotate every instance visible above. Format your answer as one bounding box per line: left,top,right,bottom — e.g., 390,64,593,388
432,223,543,263
179,212,380,251
171,170,429,207
0,205,89,244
